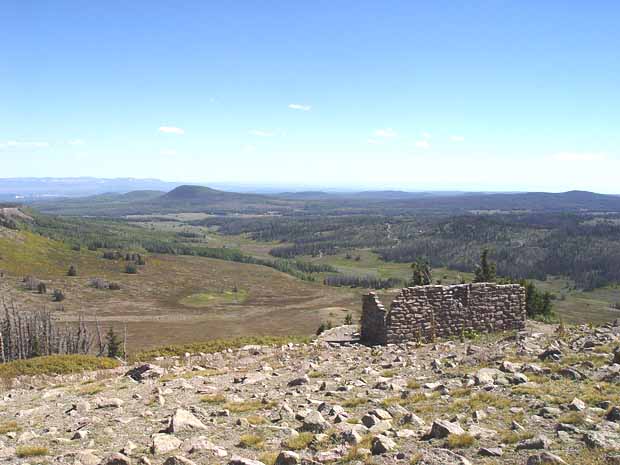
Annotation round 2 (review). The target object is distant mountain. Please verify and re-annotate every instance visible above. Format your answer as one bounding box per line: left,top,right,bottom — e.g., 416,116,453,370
30,185,620,217
0,177,182,200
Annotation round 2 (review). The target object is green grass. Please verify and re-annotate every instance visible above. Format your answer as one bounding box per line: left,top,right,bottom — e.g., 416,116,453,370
0,355,120,379
201,393,226,404
224,400,275,413
179,289,248,307
133,335,312,360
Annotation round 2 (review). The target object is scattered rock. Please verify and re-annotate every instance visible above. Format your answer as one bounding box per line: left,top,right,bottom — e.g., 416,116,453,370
152,433,182,455
167,408,207,433
428,420,465,439
526,452,568,465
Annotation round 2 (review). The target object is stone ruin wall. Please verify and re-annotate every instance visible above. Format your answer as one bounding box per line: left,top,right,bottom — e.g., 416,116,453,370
361,283,526,345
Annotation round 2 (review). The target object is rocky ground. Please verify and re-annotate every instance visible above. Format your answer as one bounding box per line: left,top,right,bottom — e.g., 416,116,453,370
1,321,620,465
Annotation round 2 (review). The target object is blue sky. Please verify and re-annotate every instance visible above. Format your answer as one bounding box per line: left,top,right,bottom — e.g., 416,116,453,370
2,1,619,192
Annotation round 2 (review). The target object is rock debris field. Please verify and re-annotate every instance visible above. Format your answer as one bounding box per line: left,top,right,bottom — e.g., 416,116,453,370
1,321,620,465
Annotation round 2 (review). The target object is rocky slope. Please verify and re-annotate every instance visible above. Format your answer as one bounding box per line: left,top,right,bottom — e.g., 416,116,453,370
1,321,620,465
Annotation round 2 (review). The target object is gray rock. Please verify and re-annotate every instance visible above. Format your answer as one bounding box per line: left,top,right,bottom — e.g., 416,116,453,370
569,398,586,411
429,420,465,439
526,452,568,465
228,458,266,465
167,408,207,433
274,451,300,465
516,435,550,450
478,447,503,457
96,397,124,409
300,410,329,433
416,448,472,465
101,453,131,465
287,375,310,387
371,435,396,455
152,433,182,455
163,457,198,465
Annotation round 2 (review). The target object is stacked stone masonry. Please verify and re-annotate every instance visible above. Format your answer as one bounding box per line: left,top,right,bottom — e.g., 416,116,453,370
361,283,526,345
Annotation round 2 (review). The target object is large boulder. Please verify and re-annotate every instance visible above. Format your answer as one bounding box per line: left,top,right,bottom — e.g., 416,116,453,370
152,433,182,455
167,409,207,433
428,420,465,439
300,411,329,433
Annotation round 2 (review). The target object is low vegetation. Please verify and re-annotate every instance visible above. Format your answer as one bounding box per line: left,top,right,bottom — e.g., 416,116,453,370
133,335,312,361
0,355,120,379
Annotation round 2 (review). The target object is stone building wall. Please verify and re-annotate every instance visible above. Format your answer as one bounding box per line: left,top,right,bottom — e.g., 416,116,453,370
361,283,526,345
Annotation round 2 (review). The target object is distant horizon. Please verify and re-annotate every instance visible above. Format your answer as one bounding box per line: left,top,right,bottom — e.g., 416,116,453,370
0,176,619,196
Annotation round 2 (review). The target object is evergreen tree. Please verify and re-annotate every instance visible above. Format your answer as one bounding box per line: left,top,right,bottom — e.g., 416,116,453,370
105,327,123,358
410,259,432,286
474,249,496,282
67,265,77,277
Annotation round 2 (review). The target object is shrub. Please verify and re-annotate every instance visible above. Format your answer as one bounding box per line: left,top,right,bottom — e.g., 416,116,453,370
67,265,77,276
344,313,353,325
37,282,47,294
52,289,65,302
316,320,333,335
125,263,138,274
0,355,119,380
108,282,121,290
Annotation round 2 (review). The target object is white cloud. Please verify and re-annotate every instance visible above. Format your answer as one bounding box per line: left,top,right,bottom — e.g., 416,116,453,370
551,152,608,162
450,135,465,142
243,144,257,153
160,149,177,156
68,139,85,145
0,140,49,149
367,139,383,145
288,103,312,111
421,131,431,139
249,129,274,137
159,126,185,135
373,128,397,138
415,140,431,149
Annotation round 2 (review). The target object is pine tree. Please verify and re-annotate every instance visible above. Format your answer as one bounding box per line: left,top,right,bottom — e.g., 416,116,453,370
105,327,123,358
410,259,432,286
474,249,496,282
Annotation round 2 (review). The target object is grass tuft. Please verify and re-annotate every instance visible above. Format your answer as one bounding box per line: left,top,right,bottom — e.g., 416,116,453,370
238,433,265,449
16,446,49,458
283,432,314,450
446,433,476,449
0,421,21,434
